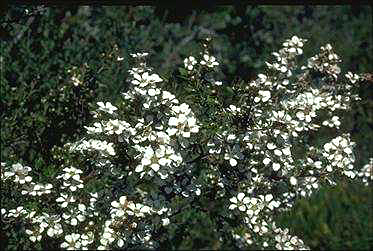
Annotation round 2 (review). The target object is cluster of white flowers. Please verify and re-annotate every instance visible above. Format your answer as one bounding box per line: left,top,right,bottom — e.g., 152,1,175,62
96,194,156,249
229,192,281,215
167,103,200,137
322,115,341,129
304,43,341,79
1,36,370,250
3,163,32,184
183,50,220,72
357,158,373,186
4,206,27,218
133,144,182,179
1,162,111,247
56,166,84,191
86,119,133,136
296,176,320,197
67,139,115,156
273,226,309,250
233,221,309,250
255,90,271,103
322,134,356,178
21,182,53,196
67,66,84,87
227,104,241,114
61,204,87,226
131,71,163,88
345,71,360,84
25,213,63,240
266,36,307,77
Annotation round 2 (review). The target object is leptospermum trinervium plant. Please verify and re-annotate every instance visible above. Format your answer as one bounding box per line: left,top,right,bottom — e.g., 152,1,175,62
1,36,372,250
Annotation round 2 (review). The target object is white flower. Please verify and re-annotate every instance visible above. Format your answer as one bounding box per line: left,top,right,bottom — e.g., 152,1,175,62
33,183,54,195
264,194,273,202
56,194,76,208
258,90,271,102
47,222,63,237
272,163,281,171
25,228,43,242
228,105,241,114
324,142,333,152
60,233,81,249
4,163,32,184
280,65,288,73
274,149,282,156
162,218,170,226
267,143,276,150
282,147,292,156
130,52,148,58
97,101,118,114
230,158,238,167
179,103,191,114
263,158,271,165
184,56,197,71
229,192,250,211
148,88,157,96
200,54,219,68
106,119,130,135
57,166,83,181
8,206,27,218
132,72,162,87
62,208,86,226
290,176,297,186
168,117,178,126
111,196,128,211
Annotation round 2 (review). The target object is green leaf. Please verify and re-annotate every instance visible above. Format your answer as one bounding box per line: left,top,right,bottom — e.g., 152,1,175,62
178,67,189,77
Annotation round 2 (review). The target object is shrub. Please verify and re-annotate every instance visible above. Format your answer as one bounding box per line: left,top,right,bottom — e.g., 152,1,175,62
2,5,371,174
1,35,372,250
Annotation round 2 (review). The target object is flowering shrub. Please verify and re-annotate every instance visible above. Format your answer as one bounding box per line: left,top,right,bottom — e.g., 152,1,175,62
1,36,371,250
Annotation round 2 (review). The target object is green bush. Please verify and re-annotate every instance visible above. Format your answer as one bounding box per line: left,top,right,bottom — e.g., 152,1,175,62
275,180,373,250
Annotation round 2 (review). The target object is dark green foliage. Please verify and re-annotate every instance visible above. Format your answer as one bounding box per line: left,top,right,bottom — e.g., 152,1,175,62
275,180,373,250
349,80,373,172
165,209,220,249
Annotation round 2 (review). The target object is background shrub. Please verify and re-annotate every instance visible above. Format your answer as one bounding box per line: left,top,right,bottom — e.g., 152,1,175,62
275,179,373,250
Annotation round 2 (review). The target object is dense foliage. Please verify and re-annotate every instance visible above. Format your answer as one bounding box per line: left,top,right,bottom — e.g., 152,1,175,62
275,180,372,250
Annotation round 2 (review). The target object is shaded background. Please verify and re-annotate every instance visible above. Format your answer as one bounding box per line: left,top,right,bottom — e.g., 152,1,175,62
1,5,372,250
